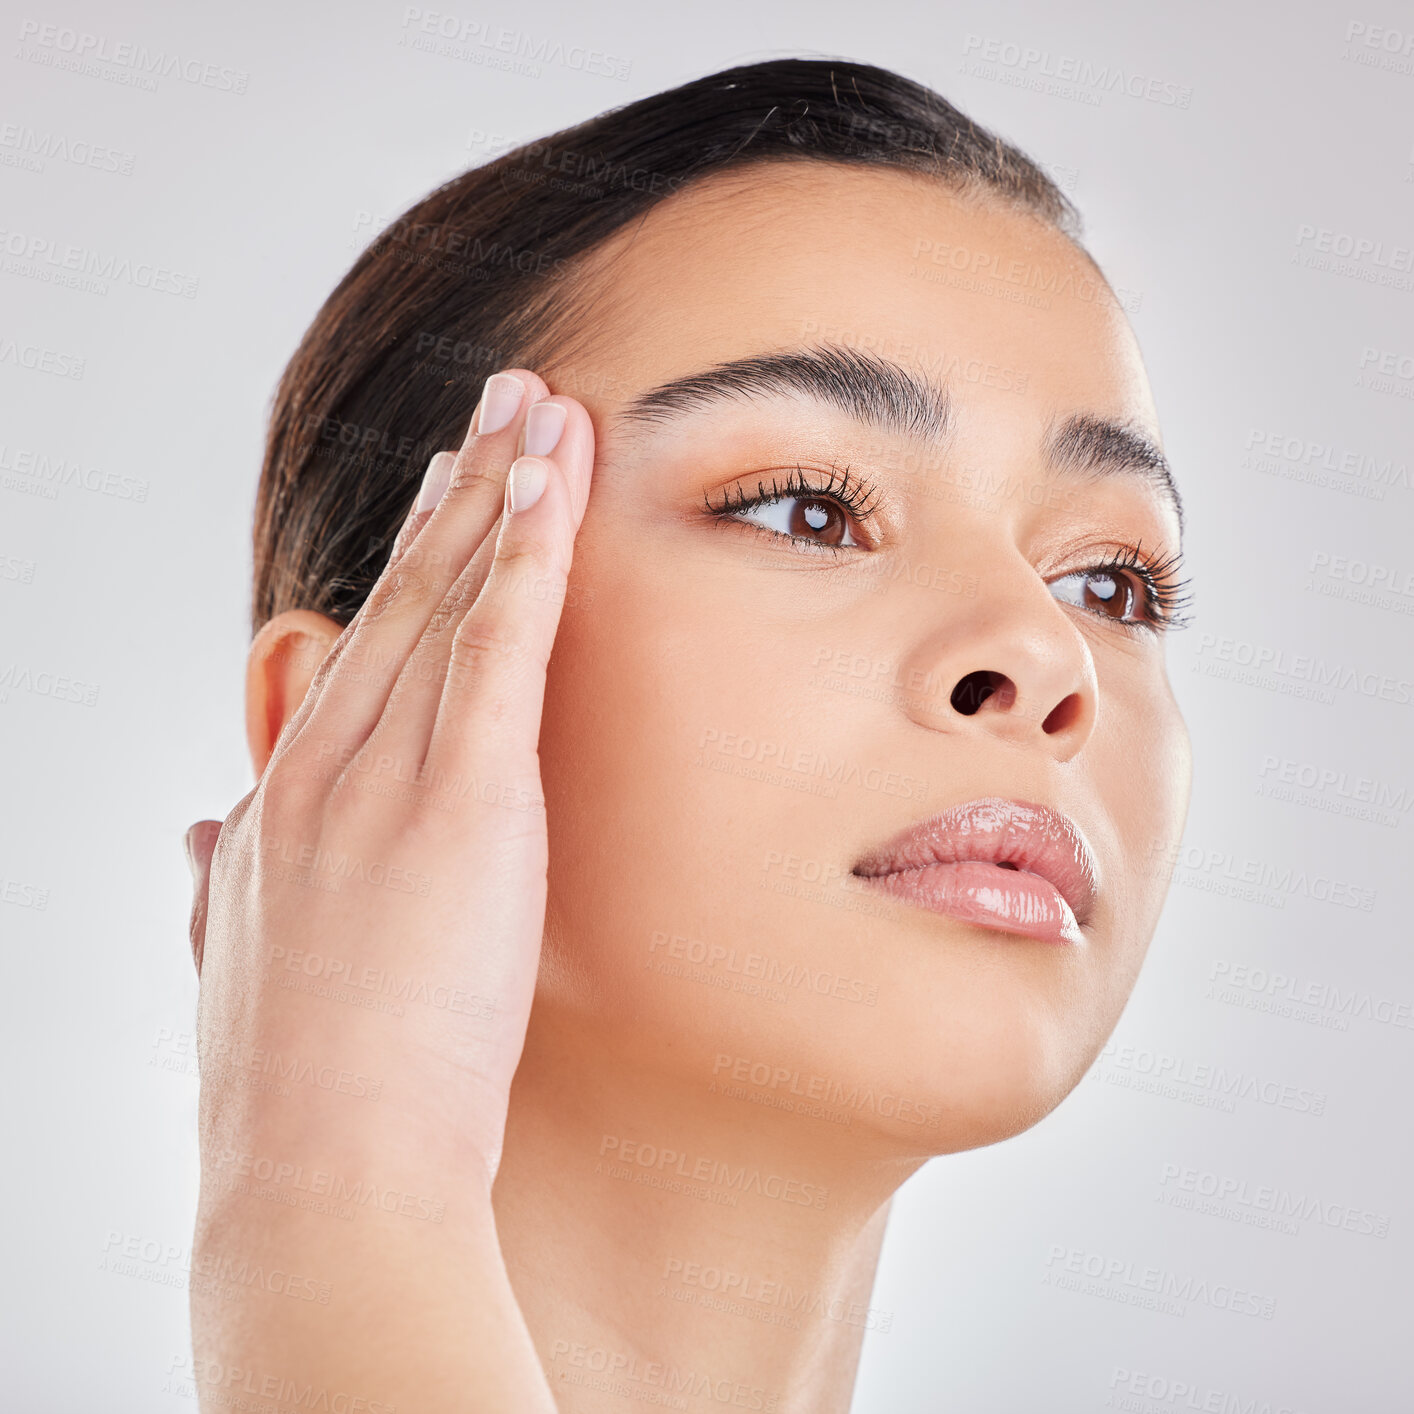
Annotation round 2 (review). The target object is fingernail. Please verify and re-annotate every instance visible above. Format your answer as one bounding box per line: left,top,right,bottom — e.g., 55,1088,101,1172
507,456,548,513
183,827,199,884
477,373,525,435
523,401,567,457
414,451,456,513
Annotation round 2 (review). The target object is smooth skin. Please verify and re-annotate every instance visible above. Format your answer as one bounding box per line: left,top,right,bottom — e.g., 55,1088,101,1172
189,373,591,1411
186,162,1191,1413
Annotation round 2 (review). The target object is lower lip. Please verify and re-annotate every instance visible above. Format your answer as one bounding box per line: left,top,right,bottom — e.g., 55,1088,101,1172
860,861,1083,945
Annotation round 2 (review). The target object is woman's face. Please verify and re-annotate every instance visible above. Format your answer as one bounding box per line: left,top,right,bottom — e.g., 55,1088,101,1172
531,161,1191,1154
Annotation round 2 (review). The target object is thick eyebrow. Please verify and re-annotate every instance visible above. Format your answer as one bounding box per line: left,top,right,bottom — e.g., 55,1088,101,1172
618,343,952,444
1043,413,1184,534
617,341,1182,532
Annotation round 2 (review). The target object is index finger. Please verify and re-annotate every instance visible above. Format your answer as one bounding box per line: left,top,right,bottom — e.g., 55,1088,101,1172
271,369,551,769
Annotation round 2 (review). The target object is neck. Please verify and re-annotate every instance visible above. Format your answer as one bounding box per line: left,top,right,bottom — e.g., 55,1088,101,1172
492,1007,924,1414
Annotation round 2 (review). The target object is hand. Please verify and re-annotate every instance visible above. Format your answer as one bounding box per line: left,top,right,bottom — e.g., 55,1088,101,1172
183,818,220,977
185,369,593,1411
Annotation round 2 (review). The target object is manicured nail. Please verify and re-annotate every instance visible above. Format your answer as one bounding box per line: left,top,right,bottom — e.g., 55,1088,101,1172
523,401,567,457
477,372,525,435
507,456,548,513
414,451,456,513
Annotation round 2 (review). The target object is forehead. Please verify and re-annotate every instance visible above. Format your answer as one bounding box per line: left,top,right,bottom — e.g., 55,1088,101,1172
563,161,1158,437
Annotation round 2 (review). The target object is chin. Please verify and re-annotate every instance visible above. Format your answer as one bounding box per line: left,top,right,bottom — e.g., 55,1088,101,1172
852,980,1108,1157
544,900,1111,1164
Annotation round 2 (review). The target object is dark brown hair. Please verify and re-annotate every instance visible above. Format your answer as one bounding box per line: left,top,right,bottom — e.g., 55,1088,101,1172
252,57,1084,633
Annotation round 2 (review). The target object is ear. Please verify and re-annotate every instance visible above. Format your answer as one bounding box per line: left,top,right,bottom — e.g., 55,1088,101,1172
244,610,345,776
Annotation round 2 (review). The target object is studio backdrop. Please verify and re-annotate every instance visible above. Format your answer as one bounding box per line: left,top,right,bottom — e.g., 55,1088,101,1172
3,1,1411,1410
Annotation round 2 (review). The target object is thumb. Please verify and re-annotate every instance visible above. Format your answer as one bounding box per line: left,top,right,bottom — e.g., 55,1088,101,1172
183,820,222,977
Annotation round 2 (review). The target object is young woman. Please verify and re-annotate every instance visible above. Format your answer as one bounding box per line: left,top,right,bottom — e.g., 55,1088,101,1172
183,58,1192,1412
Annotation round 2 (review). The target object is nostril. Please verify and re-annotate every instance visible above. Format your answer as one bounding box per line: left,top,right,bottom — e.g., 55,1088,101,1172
950,670,1014,716
1041,692,1084,735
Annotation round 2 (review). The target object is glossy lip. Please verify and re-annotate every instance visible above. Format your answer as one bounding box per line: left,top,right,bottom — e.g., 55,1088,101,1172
850,797,1100,945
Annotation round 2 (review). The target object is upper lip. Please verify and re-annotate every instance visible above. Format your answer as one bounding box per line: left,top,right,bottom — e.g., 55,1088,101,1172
851,797,1100,927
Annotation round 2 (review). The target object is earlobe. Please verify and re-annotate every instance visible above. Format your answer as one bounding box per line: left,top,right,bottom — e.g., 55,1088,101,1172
244,609,344,776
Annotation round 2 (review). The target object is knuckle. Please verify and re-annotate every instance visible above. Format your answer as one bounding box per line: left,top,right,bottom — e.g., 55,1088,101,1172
425,578,481,636
449,615,531,679
447,455,506,499
495,534,558,585
492,542,569,621
362,567,436,623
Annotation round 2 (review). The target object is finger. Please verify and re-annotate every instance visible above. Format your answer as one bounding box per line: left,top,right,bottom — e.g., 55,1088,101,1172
273,369,549,772
436,390,592,616
369,396,592,774
386,451,457,567
184,820,222,976
424,404,595,785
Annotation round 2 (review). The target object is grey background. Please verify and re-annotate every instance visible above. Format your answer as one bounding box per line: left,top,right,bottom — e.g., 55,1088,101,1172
2,0,1411,1408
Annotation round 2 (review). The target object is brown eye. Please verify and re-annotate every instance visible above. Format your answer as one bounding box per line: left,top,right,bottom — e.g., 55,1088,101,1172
735,494,861,548
1083,570,1134,619
1049,567,1147,624
788,497,850,545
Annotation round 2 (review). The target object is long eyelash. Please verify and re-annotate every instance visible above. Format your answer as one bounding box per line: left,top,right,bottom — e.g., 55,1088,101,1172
702,462,882,528
1097,541,1194,631
702,474,1195,627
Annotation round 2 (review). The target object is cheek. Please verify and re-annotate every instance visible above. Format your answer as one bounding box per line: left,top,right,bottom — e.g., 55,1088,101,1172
537,550,820,964
1088,662,1192,987
537,527,918,934
538,547,719,950
533,544,903,1094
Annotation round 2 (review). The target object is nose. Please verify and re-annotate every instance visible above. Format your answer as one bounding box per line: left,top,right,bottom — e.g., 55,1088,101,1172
895,561,1098,761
